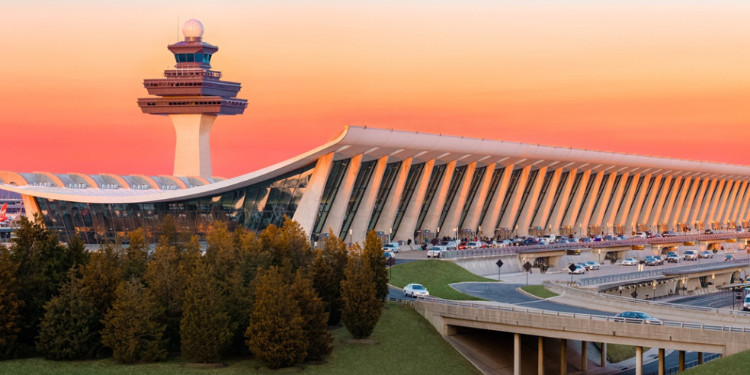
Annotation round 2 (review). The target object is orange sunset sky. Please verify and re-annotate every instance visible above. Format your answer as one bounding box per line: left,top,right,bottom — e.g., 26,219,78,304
3,1,750,178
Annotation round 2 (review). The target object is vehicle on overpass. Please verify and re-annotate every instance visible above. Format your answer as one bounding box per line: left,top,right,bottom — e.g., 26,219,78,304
404,283,429,298
622,257,639,266
683,250,698,261
700,250,714,259
613,311,662,325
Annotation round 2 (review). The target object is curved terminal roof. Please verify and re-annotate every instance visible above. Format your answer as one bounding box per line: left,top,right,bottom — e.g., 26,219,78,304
3,126,750,204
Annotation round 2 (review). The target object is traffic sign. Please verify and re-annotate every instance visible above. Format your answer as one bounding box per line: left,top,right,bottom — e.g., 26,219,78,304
568,263,577,273
496,259,504,268
523,262,533,272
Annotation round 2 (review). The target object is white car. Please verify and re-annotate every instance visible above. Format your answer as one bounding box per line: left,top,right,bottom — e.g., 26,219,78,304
404,283,430,298
622,258,638,266
427,246,446,258
568,265,586,274
634,232,647,239
382,242,400,253
466,241,483,249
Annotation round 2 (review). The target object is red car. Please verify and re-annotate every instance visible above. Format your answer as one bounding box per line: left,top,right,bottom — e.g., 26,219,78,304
457,242,468,250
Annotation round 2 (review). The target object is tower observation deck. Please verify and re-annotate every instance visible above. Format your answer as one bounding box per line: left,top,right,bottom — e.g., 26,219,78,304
138,19,247,179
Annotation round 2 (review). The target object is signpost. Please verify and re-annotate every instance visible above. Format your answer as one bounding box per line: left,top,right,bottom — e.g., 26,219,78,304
568,263,577,284
496,259,503,281
523,261,533,286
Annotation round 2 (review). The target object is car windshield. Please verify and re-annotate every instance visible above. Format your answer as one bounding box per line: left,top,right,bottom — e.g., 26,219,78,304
412,284,425,290
634,312,652,319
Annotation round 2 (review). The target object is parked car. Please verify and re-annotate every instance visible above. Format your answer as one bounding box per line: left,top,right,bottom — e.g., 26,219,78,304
568,264,586,274
404,283,430,298
654,255,665,265
666,253,680,263
440,241,458,250
705,229,715,234
662,231,678,237
613,311,662,325
382,242,400,253
457,242,469,250
634,232,648,239
744,295,750,311
427,246,446,258
700,250,714,259
622,258,638,266
725,253,734,261
683,250,698,261
584,261,600,270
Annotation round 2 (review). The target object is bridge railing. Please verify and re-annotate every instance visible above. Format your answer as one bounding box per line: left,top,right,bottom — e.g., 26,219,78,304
577,258,750,286
393,293,750,333
441,233,749,259
545,280,750,318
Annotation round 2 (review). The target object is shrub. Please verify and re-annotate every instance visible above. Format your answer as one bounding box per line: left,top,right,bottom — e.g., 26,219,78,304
341,248,383,339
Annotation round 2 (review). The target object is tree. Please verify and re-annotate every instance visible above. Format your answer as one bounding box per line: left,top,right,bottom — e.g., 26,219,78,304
80,245,121,317
0,246,23,359
37,274,100,360
340,247,383,339
9,214,71,351
144,238,185,352
363,230,389,301
245,267,307,369
101,278,167,364
310,230,348,325
291,269,331,361
180,260,232,363
121,229,149,281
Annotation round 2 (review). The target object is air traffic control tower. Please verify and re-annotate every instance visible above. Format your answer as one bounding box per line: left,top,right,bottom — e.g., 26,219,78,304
138,19,247,179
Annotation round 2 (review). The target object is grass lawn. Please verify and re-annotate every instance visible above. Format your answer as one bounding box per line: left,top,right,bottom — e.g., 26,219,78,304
0,303,479,375
684,350,750,374
605,344,650,364
520,285,558,299
389,260,494,300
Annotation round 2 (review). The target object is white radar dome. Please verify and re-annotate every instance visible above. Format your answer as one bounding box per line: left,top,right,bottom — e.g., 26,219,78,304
182,19,204,39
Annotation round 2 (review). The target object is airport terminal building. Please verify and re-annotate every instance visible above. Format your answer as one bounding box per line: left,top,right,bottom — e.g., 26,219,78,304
3,20,750,245
4,125,750,245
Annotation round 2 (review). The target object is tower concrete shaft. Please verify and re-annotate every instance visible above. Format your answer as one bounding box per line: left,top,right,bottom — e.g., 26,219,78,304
171,114,216,178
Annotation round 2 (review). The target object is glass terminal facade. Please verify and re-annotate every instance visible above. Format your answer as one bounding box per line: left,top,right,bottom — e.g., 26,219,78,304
35,164,315,244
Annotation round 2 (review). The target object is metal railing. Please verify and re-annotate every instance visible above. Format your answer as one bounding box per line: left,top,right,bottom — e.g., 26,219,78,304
442,232,750,259
578,257,750,286
395,293,750,333
646,353,721,375
545,281,750,317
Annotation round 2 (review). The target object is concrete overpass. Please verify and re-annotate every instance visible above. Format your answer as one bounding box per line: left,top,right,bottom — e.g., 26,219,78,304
411,297,750,375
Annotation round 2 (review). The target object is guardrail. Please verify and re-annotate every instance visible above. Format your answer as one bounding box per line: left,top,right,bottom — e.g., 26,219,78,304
578,258,750,286
390,293,750,333
545,280,750,318
441,233,750,259
653,353,721,375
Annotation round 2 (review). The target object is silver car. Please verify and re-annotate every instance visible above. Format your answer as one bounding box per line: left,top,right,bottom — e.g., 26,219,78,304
404,283,430,298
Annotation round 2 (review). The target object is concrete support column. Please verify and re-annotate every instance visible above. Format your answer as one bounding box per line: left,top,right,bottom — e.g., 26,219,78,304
292,152,334,236
170,114,216,179
498,166,531,231
374,158,413,234
626,174,653,233
635,346,643,375
580,340,587,372
514,333,521,375
461,163,496,234
698,352,703,364
560,338,567,375
658,348,665,375
683,177,706,227
561,169,591,231
321,154,363,237
600,342,606,367
516,166,548,236
615,173,641,233
679,350,685,371
538,336,544,375
548,169,577,234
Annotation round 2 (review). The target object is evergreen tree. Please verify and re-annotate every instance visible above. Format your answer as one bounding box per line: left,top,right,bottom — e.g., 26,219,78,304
101,278,167,364
245,267,307,369
0,246,23,359
281,217,314,272
340,247,383,339
64,235,90,276
160,214,181,250
37,274,100,360
9,214,71,351
291,269,331,361
180,260,232,363
80,245,121,316
144,238,185,352
363,230,389,300
121,229,149,281
311,230,348,325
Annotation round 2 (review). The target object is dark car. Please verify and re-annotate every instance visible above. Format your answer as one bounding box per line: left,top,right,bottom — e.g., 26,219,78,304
614,311,662,325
